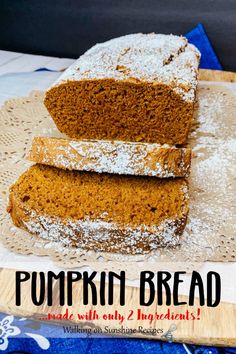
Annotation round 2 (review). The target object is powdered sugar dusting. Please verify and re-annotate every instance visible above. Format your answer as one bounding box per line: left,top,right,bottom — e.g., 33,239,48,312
29,138,191,178
50,33,200,102
180,85,236,257
24,210,185,255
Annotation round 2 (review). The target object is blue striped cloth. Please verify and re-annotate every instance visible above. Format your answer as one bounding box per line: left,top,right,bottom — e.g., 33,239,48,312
185,23,222,70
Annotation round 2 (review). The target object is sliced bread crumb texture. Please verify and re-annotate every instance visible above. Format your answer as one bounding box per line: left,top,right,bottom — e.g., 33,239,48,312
44,33,200,145
28,137,192,178
8,164,189,254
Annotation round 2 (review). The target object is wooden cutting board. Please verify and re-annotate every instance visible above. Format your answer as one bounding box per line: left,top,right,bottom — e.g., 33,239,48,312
0,69,235,347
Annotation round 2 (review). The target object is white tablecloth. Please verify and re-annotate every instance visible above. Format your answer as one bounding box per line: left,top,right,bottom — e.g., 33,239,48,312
0,50,74,74
0,49,75,104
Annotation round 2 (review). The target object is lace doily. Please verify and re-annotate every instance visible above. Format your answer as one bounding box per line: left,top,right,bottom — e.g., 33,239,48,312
0,84,235,275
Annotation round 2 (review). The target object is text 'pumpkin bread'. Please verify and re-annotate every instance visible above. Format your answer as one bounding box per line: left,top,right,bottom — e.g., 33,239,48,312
44,33,200,145
7,164,189,254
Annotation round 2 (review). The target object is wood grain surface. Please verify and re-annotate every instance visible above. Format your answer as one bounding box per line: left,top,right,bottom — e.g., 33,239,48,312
199,69,236,82
0,69,235,347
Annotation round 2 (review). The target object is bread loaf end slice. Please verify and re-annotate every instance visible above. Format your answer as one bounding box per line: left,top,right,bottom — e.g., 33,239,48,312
27,137,191,178
7,164,189,254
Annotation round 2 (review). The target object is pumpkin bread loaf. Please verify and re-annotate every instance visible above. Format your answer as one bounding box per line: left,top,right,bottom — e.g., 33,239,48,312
7,164,189,254
44,33,200,145
28,137,192,178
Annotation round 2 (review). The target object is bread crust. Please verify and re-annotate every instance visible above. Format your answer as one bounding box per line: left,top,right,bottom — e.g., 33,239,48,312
7,165,189,254
44,33,200,145
27,137,192,178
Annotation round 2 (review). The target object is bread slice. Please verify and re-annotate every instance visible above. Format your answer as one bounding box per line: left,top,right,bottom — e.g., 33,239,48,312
44,33,200,145
27,137,191,178
7,164,189,254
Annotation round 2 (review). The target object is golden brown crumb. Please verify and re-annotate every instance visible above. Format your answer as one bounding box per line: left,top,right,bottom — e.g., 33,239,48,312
9,164,188,226
7,165,189,254
44,79,194,145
